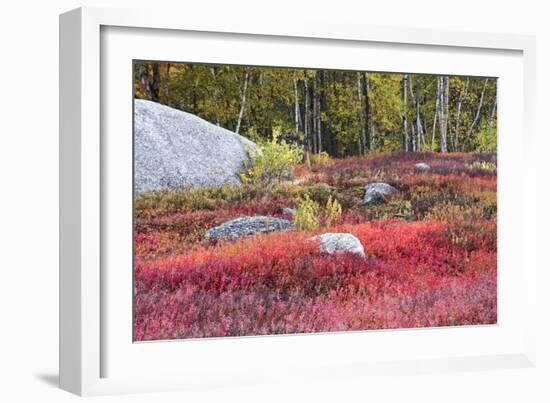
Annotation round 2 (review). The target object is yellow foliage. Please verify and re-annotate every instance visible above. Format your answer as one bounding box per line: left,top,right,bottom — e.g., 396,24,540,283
294,195,320,231
307,151,332,166
324,196,342,227
466,161,497,174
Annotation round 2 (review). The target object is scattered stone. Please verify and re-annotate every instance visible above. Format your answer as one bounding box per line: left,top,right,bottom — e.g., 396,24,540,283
363,183,398,205
206,216,293,241
282,207,296,216
415,162,431,172
309,233,365,257
134,99,259,194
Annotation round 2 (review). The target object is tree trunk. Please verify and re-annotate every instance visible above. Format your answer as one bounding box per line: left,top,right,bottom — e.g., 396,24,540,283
490,81,498,126
432,76,439,151
356,72,365,155
466,78,489,143
363,72,370,152
137,63,149,98
408,75,417,151
312,76,318,154
235,68,250,135
304,75,312,153
415,76,424,151
138,62,160,102
210,67,220,125
150,63,160,103
438,76,449,153
164,63,171,101
293,78,300,137
445,77,450,151
411,122,417,151
314,71,323,154
402,74,409,151
454,77,469,151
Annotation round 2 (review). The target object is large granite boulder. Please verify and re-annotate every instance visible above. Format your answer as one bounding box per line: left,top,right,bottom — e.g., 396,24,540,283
205,216,293,241
363,183,398,205
134,99,258,194
309,233,365,257
415,162,431,172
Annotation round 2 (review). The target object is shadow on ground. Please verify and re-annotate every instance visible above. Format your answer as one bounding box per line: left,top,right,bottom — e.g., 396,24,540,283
35,372,59,388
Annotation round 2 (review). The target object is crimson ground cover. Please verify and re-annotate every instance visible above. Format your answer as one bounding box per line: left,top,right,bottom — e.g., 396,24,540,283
134,152,497,340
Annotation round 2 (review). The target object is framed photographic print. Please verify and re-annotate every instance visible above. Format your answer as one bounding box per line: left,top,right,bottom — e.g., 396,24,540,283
60,6,537,396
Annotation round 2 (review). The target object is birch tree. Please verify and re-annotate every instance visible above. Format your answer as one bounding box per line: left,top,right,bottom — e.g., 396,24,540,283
466,78,489,143
432,76,439,151
438,76,449,153
453,77,469,151
304,74,312,153
293,78,300,137
134,61,497,156
356,72,370,155
402,74,409,152
415,76,424,151
235,68,250,135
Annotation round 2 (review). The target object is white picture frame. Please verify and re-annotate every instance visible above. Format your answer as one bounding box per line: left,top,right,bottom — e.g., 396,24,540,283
59,6,537,396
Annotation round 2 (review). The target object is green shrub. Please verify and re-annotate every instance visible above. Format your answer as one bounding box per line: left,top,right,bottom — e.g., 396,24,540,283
474,119,497,153
426,202,485,222
304,183,334,206
366,197,412,220
294,195,320,231
324,196,342,227
241,134,302,186
475,191,497,218
134,185,248,213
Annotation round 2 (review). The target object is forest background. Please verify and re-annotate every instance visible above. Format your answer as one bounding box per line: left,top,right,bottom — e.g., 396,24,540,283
134,62,497,156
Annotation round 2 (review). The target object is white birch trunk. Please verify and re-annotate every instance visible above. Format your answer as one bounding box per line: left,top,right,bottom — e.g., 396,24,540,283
454,78,469,151
357,72,365,155
432,76,439,150
438,76,449,153
415,76,424,151
490,82,498,126
403,74,409,151
235,68,250,135
305,76,313,153
466,78,489,142
293,78,300,137
315,72,322,153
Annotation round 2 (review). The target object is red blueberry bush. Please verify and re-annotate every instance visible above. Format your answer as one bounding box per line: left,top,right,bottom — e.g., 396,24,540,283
134,152,497,341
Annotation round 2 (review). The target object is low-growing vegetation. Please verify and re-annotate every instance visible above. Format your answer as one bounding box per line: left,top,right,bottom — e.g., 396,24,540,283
134,152,497,340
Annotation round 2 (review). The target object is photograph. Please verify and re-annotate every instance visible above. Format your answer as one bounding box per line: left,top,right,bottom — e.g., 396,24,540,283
132,61,498,341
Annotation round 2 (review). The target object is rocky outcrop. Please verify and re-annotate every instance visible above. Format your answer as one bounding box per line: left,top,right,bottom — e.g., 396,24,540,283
205,216,293,241
134,99,258,194
282,207,296,216
309,233,365,257
415,162,431,172
363,183,398,205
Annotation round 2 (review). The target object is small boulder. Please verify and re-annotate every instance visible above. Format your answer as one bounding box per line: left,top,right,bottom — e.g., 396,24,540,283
363,183,398,205
309,233,365,257
282,207,296,216
206,216,293,241
415,162,431,172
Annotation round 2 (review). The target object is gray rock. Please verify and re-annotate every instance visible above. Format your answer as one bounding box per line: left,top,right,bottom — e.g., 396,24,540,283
415,162,431,172
363,183,398,205
309,233,365,257
206,216,293,241
134,99,258,194
282,207,296,216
